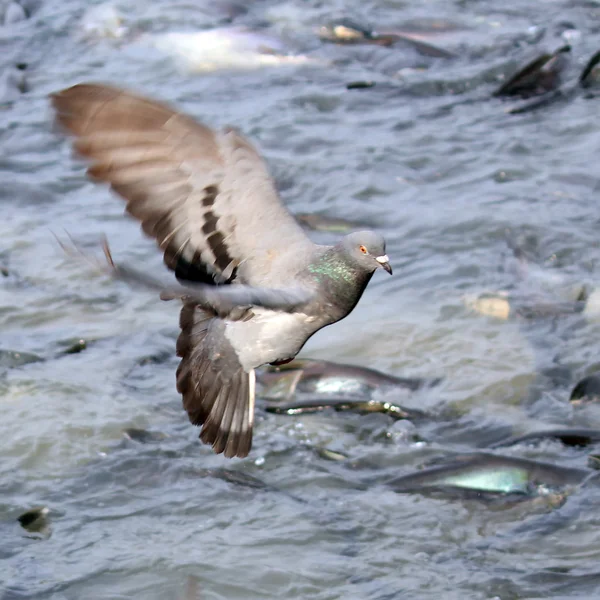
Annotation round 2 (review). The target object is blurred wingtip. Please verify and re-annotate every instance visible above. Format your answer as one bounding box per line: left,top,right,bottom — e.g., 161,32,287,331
101,235,115,269
53,230,118,278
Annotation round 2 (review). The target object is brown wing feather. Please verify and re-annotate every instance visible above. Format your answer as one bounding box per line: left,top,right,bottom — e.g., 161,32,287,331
176,304,254,458
50,82,313,287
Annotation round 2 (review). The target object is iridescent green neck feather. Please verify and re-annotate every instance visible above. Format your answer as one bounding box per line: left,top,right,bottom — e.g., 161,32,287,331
307,248,374,316
307,251,359,285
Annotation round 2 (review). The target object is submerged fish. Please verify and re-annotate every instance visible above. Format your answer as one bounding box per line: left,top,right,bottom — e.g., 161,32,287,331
313,446,350,462
57,338,88,355
570,374,600,405
0,348,43,368
79,3,128,40
137,27,320,73
465,235,590,321
386,453,588,498
488,428,600,449
494,45,571,100
588,454,600,470
318,18,454,58
3,1,26,25
257,358,438,400
499,46,600,114
0,63,27,106
579,50,600,90
464,291,585,321
17,506,51,536
122,428,169,443
265,397,427,420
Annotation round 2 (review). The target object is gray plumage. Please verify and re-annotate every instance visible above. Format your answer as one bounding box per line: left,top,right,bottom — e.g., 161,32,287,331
51,83,392,458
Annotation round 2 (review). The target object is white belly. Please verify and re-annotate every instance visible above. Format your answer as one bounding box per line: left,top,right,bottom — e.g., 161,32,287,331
223,309,318,371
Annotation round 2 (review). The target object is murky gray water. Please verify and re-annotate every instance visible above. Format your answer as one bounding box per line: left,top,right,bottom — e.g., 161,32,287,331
4,0,600,598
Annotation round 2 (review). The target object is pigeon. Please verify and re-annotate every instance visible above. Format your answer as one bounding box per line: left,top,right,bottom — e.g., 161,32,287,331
50,83,392,458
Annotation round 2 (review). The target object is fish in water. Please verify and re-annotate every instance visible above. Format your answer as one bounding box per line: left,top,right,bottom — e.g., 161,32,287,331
463,290,586,321
256,357,437,400
494,45,571,100
3,1,26,24
570,374,600,406
265,397,428,420
51,83,393,459
0,348,43,368
79,3,129,40
579,50,600,91
134,27,320,73
498,46,600,114
385,453,589,499
488,428,600,449
76,5,321,74
0,63,27,106
588,454,600,470
464,233,590,320
318,18,454,58
17,506,51,535
122,428,169,443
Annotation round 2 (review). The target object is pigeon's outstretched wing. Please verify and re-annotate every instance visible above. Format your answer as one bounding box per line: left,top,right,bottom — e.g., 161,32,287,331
50,83,314,287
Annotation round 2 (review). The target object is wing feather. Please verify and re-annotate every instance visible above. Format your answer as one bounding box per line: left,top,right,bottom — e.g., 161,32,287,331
177,304,255,458
51,82,314,287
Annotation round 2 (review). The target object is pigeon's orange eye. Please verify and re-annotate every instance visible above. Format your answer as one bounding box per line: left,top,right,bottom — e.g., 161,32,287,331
359,245,368,254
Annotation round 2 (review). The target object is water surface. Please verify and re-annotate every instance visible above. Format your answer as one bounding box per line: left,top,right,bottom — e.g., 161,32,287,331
3,0,600,598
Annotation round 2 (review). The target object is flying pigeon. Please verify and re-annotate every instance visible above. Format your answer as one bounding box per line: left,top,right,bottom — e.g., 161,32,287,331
50,83,392,458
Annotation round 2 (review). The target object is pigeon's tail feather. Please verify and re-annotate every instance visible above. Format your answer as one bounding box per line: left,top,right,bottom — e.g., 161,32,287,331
176,303,254,458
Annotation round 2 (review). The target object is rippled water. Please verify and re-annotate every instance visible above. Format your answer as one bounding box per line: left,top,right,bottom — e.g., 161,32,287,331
4,0,600,598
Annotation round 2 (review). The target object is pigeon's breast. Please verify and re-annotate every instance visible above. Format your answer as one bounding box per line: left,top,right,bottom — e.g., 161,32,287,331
223,309,321,371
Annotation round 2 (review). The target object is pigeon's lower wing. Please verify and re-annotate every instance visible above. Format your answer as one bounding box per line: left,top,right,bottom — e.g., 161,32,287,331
50,83,314,287
177,305,255,458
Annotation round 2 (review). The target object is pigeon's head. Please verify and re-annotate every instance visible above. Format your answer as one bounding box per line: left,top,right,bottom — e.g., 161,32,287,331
342,230,392,275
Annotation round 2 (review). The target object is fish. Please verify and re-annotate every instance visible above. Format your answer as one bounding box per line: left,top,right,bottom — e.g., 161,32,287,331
318,18,454,58
265,397,427,420
570,374,600,405
257,358,439,400
488,428,600,449
386,453,588,498
135,27,320,73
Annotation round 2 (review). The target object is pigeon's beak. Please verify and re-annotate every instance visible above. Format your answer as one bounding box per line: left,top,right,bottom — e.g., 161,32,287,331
375,255,392,275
